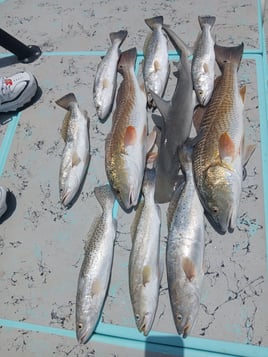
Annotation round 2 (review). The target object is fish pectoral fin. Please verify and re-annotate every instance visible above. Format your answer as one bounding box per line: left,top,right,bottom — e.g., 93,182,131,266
124,126,137,147
72,152,81,167
142,265,151,286
219,132,236,162
239,84,246,103
91,279,102,297
154,60,161,72
203,62,209,73
182,257,196,282
149,91,170,121
102,78,109,89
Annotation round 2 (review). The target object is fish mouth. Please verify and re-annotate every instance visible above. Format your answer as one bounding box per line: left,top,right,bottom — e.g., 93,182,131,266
182,323,191,338
138,317,150,336
76,325,92,345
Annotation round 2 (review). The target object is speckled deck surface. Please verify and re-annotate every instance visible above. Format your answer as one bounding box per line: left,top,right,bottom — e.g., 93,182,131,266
0,0,268,356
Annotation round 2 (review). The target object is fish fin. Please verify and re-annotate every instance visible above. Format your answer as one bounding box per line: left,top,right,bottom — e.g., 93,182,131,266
72,152,81,167
60,111,71,142
91,279,102,297
182,257,196,282
110,30,128,45
102,78,110,89
239,84,246,103
203,62,209,73
118,47,137,74
154,60,161,72
215,43,244,72
152,113,165,130
94,184,115,211
162,24,192,57
142,265,151,286
146,151,158,165
124,126,137,147
146,128,157,153
56,92,77,110
149,90,170,120
130,198,145,241
198,15,216,30
144,16,163,30
219,132,236,161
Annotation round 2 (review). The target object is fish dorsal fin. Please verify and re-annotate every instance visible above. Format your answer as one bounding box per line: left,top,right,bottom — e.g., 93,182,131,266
130,198,145,241
72,152,81,167
219,132,236,161
149,90,170,120
239,84,246,103
142,265,151,286
182,257,196,282
60,111,71,142
124,126,137,147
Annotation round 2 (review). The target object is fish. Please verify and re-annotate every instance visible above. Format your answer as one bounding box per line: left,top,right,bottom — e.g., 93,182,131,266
56,93,91,207
76,184,117,344
149,25,196,203
166,144,204,338
192,43,255,234
192,16,216,106
129,167,162,336
93,30,128,121
143,16,170,107
0,186,7,218
105,47,156,211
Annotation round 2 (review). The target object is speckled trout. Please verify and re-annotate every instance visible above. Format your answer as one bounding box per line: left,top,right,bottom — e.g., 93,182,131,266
192,16,216,106
105,47,155,211
93,30,128,120
143,16,170,107
192,43,255,234
166,144,204,338
56,93,90,207
129,168,162,336
76,184,117,344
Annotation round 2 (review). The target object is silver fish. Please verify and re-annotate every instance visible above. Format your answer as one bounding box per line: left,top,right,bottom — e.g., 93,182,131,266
143,16,170,107
105,47,155,211
76,184,117,344
93,30,128,121
192,16,216,106
166,144,204,338
0,186,7,218
129,168,162,336
56,93,91,207
150,25,196,203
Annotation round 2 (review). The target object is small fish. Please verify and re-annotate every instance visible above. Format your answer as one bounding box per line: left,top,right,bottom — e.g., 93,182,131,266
76,184,117,344
105,47,156,211
192,43,255,233
150,25,196,203
129,168,162,336
0,186,7,218
93,30,128,121
56,93,91,207
143,16,170,107
192,16,216,106
166,144,204,338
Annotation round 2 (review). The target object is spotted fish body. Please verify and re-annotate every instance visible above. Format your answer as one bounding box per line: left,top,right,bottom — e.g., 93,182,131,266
143,16,170,106
76,185,117,344
129,168,162,336
192,16,216,106
56,93,90,207
166,145,204,338
192,43,248,234
93,30,128,120
105,47,151,211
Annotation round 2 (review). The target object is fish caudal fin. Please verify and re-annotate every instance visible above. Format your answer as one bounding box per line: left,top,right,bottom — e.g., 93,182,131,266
198,15,216,30
94,184,115,211
56,92,77,110
110,30,128,45
144,16,164,30
118,47,137,73
215,43,244,72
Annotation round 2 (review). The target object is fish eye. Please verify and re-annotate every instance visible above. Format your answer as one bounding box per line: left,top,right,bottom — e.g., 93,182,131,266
212,206,219,213
135,314,140,321
78,323,83,329
198,90,203,96
177,314,183,321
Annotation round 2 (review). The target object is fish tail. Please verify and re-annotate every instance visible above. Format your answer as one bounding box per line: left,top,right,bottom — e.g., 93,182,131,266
162,24,192,57
215,43,244,72
144,16,164,30
94,184,115,210
55,92,77,110
110,30,128,46
118,47,137,73
198,15,216,30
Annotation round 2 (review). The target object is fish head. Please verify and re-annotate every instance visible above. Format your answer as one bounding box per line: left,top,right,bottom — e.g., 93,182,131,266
132,293,157,336
75,300,96,344
203,166,241,233
195,78,213,106
135,311,155,336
